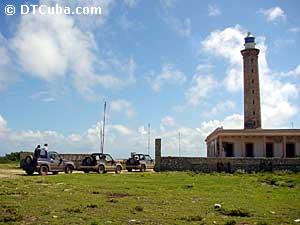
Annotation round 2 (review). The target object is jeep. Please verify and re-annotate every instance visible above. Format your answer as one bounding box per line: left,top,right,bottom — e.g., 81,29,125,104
78,153,123,174
125,153,154,172
21,151,75,175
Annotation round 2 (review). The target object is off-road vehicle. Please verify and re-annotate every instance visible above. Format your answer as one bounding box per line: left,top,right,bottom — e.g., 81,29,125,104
125,153,154,172
78,153,123,174
21,151,75,175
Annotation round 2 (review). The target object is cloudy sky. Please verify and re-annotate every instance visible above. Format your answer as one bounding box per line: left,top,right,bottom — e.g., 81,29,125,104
0,0,299,157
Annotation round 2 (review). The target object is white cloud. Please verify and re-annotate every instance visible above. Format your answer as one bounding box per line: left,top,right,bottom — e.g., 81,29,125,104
124,0,139,8
160,0,177,9
288,27,300,33
110,99,136,119
208,4,221,17
42,0,115,28
166,17,191,37
281,64,300,78
160,116,176,131
9,10,136,100
185,74,216,107
201,25,299,128
259,6,286,23
160,0,191,37
202,25,244,92
204,100,235,115
0,33,17,91
147,63,186,92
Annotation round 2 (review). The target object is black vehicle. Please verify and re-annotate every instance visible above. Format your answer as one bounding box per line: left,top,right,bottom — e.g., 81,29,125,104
125,153,154,172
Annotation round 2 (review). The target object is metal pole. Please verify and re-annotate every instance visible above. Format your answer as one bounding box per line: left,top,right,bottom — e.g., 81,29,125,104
178,132,181,157
101,101,107,154
99,122,102,153
148,123,150,155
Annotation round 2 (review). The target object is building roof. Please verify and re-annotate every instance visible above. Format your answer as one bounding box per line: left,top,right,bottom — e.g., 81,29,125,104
205,127,300,142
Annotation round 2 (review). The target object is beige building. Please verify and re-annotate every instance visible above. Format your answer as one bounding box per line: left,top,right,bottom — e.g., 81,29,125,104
206,33,300,158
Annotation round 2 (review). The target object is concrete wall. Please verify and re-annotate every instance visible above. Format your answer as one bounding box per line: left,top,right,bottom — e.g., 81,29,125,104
157,157,300,173
155,138,300,173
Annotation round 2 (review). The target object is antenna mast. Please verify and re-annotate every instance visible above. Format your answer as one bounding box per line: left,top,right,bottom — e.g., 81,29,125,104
101,101,107,154
147,123,150,155
178,132,181,156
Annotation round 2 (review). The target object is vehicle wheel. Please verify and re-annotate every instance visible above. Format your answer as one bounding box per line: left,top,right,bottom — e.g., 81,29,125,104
140,164,146,172
115,165,122,174
24,156,33,166
25,169,34,175
39,165,48,176
98,165,105,174
65,165,73,174
53,171,59,175
127,168,132,172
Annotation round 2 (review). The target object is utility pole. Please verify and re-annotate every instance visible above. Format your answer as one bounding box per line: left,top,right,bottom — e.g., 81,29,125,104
100,101,107,154
148,123,150,155
178,132,181,157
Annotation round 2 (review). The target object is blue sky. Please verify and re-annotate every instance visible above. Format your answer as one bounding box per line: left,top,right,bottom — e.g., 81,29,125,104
0,0,299,157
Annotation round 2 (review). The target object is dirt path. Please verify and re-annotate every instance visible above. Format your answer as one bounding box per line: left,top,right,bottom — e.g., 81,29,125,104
0,168,24,179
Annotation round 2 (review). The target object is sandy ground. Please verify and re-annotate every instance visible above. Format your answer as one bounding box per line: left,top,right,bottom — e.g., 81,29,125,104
0,168,24,179
0,167,154,179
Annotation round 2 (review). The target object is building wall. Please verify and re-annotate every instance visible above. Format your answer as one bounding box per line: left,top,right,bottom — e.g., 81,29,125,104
207,136,300,158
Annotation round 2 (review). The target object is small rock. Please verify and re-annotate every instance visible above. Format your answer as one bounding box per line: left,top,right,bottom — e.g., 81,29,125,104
214,203,222,209
52,215,58,218
294,219,300,223
63,189,71,192
270,211,275,214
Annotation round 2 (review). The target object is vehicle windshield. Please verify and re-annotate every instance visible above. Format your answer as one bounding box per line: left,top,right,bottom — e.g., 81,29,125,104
105,154,113,162
50,152,60,160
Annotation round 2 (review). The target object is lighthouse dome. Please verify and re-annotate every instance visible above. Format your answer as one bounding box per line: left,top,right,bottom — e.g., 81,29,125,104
244,32,256,49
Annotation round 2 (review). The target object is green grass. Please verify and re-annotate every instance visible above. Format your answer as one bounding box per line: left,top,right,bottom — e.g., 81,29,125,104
0,164,300,225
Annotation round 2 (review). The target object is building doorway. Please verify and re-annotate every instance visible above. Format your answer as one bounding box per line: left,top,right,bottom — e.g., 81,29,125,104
286,143,295,158
245,143,254,157
223,143,234,157
266,143,274,158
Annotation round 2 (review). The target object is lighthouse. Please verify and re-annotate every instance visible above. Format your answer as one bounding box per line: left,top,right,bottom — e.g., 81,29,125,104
241,32,262,129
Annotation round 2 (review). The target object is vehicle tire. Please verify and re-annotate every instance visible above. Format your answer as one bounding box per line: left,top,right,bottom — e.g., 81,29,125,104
115,165,122,174
65,165,73,174
24,156,33,166
39,165,48,176
127,168,132,172
53,171,59,175
140,164,146,172
98,165,105,174
25,169,34,175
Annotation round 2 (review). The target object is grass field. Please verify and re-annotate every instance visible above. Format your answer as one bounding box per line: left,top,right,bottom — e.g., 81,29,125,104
1,163,300,225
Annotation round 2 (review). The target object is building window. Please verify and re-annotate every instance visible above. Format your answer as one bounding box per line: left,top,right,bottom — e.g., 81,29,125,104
252,90,254,94
253,111,255,115
251,69,254,73
223,142,234,157
251,58,254,64
252,79,254,84
245,143,254,157
286,143,295,158
253,100,255,104
266,143,274,157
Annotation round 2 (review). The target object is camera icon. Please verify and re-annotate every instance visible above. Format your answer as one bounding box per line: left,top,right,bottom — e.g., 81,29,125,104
5,5,15,16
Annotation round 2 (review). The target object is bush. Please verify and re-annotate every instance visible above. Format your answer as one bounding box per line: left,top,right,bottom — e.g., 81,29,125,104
0,152,23,163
